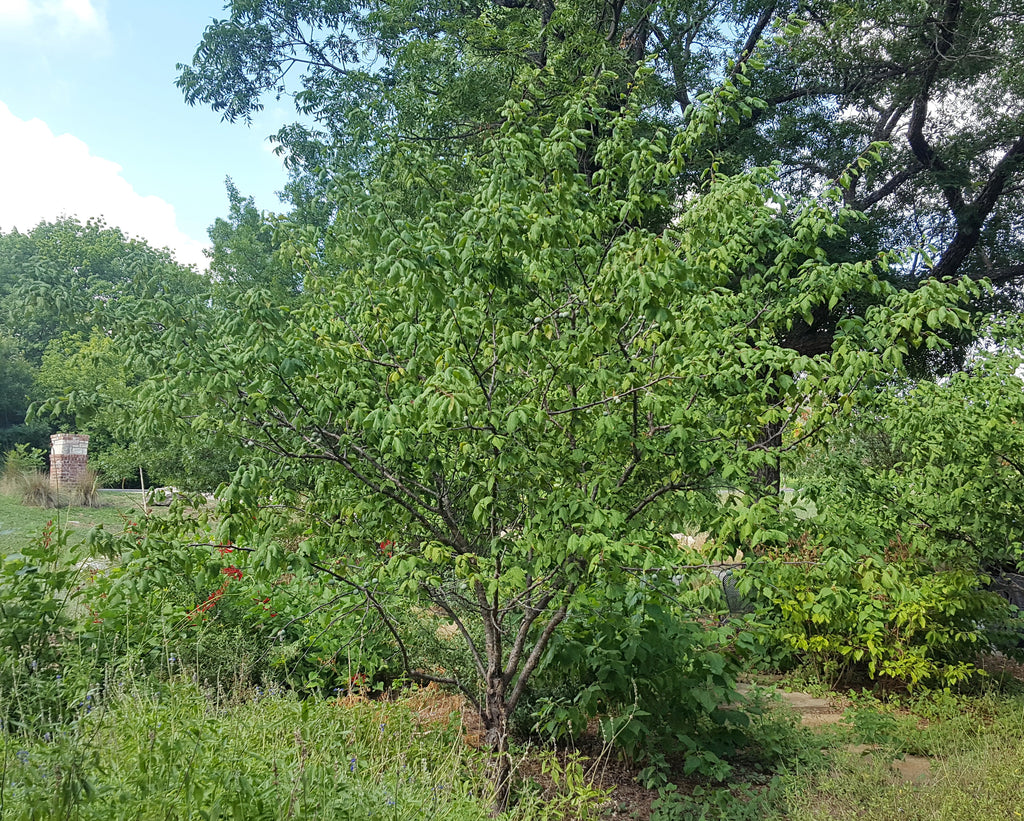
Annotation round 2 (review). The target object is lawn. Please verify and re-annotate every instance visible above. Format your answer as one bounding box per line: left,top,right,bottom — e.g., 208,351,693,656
0,490,148,555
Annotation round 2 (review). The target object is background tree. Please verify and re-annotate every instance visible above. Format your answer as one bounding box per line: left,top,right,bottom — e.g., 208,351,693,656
0,335,45,452
207,178,301,304
0,218,216,482
178,0,1024,296
0,218,207,363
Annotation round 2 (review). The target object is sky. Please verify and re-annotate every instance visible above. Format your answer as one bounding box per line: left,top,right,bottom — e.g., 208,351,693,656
0,0,294,270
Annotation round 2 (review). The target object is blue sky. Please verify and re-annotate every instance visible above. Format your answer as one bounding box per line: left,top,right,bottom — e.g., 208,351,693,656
0,1,294,269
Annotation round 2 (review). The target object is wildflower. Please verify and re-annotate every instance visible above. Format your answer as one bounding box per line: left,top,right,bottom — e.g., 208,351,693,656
222,566,244,581
349,756,357,773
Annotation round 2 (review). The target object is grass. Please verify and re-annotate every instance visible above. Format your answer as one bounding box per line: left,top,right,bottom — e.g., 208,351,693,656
0,489,148,556
0,679,494,820
0,679,611,820
765,686,1024,821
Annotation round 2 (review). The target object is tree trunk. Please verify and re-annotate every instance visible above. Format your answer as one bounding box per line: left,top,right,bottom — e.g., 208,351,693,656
752,419,784,498
483,676,513,815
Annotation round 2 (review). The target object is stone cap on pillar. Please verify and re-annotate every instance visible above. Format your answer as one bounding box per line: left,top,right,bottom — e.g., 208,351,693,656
50,433,90,455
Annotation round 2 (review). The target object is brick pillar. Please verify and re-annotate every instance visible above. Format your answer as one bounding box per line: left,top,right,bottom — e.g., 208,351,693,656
50,433,90,489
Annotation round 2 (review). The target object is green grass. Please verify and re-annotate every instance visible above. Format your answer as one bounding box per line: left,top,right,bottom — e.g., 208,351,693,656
0,680,488,820
0,679,606,820
770,690,1024,821
0,490,147,556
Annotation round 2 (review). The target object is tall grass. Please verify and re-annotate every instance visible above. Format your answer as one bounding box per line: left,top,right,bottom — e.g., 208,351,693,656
0,680,497,820
69,468,102,508
776,693,1024,821
15,470,62,508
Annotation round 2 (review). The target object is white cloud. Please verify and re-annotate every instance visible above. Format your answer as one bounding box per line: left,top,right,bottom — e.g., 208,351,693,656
0,101,209,270
0,0,107,40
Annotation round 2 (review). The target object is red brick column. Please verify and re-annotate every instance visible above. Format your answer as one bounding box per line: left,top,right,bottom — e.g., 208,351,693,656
49,434,89,489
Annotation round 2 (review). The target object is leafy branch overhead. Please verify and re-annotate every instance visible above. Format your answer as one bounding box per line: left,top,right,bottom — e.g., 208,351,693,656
178,0,1024,307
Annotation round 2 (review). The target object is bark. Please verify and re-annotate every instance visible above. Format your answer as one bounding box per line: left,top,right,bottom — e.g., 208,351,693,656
483,676,513,815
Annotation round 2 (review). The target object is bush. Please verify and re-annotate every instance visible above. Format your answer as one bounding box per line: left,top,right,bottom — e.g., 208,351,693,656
84,503,403,698
1,443,47,492
526,580,755,785
742,545,1012,688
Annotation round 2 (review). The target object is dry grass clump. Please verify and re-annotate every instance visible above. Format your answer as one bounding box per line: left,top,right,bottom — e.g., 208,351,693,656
18,471,62,508
69,468,103,508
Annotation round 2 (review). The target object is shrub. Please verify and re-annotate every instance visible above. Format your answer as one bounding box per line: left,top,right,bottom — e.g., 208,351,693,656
742,546,1011,688
527,580,754,785
84,503,402,698
1,443,47,494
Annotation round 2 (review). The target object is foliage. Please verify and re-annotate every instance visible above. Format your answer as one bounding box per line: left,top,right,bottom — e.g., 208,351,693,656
0,217,207,363
530,581,753,783
0,335,33,428
33,331,236,490
793,335,1024,574
134,57,978,810
747,325,1024,685
651,781,784,821
1,443,46,482
0,520,95,732
84,501,401,697
0,218,223,486
207,178,301,304
178,0,1024,319
0,336,48,453
741,545,1010,688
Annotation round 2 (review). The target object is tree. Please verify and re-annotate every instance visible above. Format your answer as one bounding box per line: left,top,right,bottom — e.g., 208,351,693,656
207,178,301,304
0,218,208,363
0,218,218,481
177,0,1024,499
796,320,1024,575
0,335,44,452
133,69,972,809
178,0,1024,299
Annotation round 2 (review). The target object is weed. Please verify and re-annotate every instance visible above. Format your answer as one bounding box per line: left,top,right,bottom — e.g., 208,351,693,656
651,780,785,821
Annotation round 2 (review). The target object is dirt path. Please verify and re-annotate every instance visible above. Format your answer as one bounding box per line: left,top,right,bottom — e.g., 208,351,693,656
755,685,934,784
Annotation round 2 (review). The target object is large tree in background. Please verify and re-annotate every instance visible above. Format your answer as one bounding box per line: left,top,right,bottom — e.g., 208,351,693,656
0,218,208,363
178,0,1024,300
207,178,302,304
0,219,216,481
